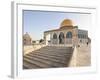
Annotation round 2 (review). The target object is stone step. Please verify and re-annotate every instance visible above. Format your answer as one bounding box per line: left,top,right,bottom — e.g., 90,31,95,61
28,52,71,62
28,51,72,58
38,48,69,51
23,60,41,69
24,55,66,67
33,46,72,51
24,57,52,68
25,54,67,64
30,49,72,55
34,47,72,52
23,46,73,69
42,46,72,49
32,50,71,55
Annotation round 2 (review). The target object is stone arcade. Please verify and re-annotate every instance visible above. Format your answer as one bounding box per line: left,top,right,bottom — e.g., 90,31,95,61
44,19,88,47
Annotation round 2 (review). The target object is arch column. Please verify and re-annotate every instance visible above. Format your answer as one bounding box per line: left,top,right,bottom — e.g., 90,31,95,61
64,32,66,45
57,33,59,45
72,28,78,47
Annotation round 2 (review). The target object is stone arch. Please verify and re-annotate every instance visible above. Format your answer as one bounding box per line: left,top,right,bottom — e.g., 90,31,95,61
52,33,58,44
66,31,72,38
59,32,64,44
66,31,72,44
53,33,57,39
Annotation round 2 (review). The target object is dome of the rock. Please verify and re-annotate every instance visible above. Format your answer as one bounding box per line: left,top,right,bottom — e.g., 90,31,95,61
60,19,73,29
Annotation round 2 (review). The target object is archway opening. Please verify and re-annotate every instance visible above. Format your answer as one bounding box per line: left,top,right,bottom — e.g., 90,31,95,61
53,33,57,44
59,32,64,44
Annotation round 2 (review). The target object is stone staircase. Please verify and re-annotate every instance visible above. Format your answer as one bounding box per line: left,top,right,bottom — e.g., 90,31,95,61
23,46,73,69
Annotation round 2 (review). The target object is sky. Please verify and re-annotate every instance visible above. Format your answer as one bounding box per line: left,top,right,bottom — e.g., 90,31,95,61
23,10,92,40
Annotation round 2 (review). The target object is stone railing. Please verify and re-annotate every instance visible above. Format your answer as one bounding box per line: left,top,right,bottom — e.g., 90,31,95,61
69,44,91,67
69,46,77,67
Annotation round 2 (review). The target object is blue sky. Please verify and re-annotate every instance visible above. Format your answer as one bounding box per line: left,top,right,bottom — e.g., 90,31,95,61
23,10,91,40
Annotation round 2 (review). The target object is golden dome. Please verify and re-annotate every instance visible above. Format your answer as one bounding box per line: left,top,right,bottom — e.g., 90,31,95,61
60,19,73,28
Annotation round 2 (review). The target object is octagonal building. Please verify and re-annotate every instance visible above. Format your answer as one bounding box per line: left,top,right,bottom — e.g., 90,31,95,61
44,19,89,46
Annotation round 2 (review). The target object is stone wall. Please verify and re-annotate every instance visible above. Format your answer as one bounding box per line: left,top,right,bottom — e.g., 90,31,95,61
69,44,91,67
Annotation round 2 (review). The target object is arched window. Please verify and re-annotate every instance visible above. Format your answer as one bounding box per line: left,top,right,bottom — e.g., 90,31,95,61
59,32,64,39
82,34,84,38
78,34,80,38
66,31,72,38
53,33,57,39
80,34,82,38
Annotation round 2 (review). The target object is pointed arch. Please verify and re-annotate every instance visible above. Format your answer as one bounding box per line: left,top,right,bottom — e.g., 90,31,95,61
59,32,64,44
66,31,72,38
53,33,57,39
